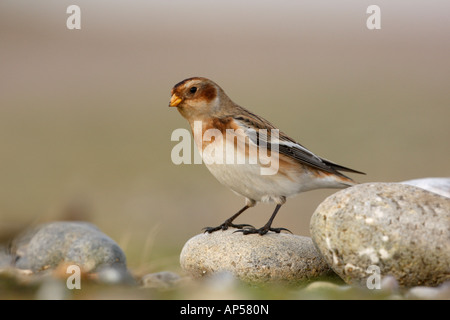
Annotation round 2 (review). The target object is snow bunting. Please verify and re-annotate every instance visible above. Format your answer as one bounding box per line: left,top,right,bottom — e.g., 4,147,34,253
169,77,364,235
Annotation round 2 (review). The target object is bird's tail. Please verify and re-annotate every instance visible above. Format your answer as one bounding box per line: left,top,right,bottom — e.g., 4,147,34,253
322,159,366,176
319,159,365,188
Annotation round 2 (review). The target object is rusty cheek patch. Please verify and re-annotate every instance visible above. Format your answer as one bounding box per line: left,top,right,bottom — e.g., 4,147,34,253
199,84,217,102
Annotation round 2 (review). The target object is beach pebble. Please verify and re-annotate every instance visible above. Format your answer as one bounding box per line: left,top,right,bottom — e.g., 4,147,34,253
406,282,450,300
180,228,334,283
141,271,182,289
12,221,127,273
0,248,13,269
310,183,450,287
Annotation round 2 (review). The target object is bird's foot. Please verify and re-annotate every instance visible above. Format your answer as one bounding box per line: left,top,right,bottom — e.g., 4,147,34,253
203,222,254,234
233,226,292,236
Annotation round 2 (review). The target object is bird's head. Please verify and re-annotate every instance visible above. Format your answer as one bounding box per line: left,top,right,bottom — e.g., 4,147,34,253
169,77,230,121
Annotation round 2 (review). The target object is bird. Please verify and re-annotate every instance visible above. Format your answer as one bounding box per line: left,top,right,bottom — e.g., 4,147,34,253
169,77,365,235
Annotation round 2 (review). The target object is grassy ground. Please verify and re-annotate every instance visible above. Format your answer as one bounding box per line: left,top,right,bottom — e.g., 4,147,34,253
0,268,411,300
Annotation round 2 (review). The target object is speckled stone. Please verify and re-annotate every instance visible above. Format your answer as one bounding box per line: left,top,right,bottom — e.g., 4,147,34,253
141,271,182,289
180,229,334,283
12,221,127,273
310,182,450,287
0,248,13,269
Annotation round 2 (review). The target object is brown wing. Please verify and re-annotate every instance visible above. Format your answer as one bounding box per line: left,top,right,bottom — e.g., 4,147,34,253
230,107,365,178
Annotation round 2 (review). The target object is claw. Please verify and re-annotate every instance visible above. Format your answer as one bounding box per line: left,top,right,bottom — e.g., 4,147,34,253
233,226,291,235
232,223,254,229
203,223,254,234
272,227,292,234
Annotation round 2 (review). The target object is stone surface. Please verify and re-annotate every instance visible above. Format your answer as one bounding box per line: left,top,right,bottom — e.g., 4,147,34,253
180,229,334,283
310,182,450,287
141,271,182,289
406,282,450,300
401,177,450,198
96,265,136,285
0,248,13,269
12,221,127,273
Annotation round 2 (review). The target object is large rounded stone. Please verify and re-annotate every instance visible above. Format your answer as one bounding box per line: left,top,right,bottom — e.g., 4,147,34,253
0,248,13,269
180,229,334,283
12,221,127,273
310,183,450,287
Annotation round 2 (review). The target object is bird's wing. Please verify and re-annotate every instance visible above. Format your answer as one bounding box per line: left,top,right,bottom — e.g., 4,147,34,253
230,109,365,177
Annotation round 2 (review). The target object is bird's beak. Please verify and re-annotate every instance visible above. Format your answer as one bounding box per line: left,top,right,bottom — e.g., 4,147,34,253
169,94,182,107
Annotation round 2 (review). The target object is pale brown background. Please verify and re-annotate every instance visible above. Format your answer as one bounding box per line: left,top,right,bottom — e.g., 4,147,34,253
1,1,449,272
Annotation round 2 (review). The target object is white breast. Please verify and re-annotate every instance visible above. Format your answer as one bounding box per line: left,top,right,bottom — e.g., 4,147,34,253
196,132,302,203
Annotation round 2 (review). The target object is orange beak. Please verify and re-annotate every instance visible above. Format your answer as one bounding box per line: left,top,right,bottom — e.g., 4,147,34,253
169,94,182,107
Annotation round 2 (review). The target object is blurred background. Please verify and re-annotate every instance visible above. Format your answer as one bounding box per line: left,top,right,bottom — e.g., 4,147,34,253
1,0,449,274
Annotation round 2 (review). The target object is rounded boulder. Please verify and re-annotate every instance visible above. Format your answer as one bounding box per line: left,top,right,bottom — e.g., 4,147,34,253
180,229,334,283
310,183,450,287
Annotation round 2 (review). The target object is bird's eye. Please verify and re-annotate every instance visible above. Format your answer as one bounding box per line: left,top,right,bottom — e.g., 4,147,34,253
189,87,197,94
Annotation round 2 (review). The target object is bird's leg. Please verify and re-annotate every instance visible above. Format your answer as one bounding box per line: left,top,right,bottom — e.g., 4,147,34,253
203,205,253,233
234,204,291,235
